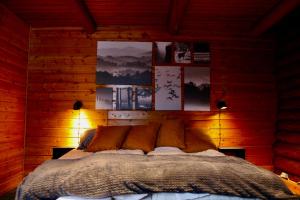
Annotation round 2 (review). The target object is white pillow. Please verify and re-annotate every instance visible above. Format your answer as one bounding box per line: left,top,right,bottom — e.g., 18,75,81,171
147,147,186,155
95,149,144,155
153,147,183,152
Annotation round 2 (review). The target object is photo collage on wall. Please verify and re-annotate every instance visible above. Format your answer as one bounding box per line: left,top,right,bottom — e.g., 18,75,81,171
96,41,210,111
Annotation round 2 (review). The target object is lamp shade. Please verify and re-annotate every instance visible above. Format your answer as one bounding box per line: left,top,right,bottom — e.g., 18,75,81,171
217,100,227,110
73,100,83,110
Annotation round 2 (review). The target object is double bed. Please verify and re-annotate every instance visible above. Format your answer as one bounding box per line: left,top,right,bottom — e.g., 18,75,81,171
16,148,298,200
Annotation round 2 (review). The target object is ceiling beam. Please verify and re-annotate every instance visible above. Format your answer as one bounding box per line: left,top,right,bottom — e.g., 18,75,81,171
167,0,190,35
252,0,300,36
70,0,96,34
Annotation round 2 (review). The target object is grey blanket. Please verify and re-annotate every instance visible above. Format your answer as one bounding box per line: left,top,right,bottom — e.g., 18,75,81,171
16,153,296,200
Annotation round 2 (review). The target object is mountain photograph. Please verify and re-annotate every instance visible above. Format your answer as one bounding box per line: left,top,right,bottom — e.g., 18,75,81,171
184,67,210,111
97,41,152,85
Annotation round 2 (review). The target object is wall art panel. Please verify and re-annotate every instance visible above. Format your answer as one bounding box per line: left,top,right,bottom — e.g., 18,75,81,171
155,66,181,110
96,41,152,85
184,67,210,111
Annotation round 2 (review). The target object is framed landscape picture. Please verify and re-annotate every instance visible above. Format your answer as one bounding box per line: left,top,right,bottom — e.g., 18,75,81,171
96,41,152,85
96,88,113,110
155,66,181,110
135,87,152,110
184,67,210,111
115,87,133,110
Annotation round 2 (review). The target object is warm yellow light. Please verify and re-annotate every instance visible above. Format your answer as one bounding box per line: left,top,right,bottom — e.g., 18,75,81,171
72,109,92,146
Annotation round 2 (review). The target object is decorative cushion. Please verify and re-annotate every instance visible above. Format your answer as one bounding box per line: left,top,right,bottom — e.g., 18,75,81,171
122,123,160,153
78,128,96,150
183,128,216,153
156,119,185,149
86,125,131,152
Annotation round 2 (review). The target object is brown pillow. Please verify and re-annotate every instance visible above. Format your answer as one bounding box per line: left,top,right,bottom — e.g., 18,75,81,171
122,123,160,153
86,125,131,152
183,128,216,153
156,119,185,149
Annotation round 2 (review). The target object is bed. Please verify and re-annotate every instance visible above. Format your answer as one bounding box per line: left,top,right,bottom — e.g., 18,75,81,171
16,148,298,200
16,122,300,200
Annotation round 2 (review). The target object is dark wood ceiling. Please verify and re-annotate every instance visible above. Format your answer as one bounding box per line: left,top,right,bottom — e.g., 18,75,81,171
1,0,288,35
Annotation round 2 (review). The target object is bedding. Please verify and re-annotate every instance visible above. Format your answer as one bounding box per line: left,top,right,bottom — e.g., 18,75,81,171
183,128,216,153
156,119,185,149
147,147,186,155
122,123,160,153
16,152,296,200
95,149,145,155
86,125,131,152
59,149,93,159
78,128,96,150
57,193,259,200
59,149,145,160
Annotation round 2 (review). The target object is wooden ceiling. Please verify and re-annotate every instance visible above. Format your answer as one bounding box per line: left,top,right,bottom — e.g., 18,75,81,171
2,0,296,36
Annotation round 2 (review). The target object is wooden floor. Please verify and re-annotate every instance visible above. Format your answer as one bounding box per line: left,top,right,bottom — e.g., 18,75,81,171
0,190,16,200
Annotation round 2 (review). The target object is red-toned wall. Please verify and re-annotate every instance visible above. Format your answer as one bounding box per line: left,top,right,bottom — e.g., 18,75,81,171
273,9,300,181
25,28,277,174
0,4,29,194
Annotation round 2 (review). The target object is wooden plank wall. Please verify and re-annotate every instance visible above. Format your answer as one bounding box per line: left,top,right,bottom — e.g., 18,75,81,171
274,22,300,181
0,4,29,195
26,28,276,174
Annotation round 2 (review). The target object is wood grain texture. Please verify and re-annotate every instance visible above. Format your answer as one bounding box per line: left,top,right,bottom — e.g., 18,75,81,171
0,3,29,195
3,0,279,37
25,28,276,173
274,12,300,181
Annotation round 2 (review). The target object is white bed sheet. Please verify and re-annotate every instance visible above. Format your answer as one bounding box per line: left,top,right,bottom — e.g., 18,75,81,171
57,193,258,200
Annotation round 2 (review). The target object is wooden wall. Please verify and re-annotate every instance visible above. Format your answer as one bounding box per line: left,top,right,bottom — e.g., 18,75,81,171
0,4,29,195
274,13,300,181
26,28,276,174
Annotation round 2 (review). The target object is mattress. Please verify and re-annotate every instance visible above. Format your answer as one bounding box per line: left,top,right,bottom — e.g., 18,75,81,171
57,193,258,200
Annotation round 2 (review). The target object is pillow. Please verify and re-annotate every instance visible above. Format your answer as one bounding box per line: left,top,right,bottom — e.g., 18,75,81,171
147,147,186,156
86,126,131,152
183,128,216,153
153,147,183,152
95,149,144,155
78,128,96,150
122,123,160,153
156,119,185,149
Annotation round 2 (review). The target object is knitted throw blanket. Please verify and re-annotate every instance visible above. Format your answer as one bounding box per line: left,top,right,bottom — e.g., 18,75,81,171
16,153,296,200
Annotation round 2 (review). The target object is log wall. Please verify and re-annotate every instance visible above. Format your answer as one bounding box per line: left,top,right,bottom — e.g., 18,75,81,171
0,4,29,195
26,28,276,174
274,17,300,181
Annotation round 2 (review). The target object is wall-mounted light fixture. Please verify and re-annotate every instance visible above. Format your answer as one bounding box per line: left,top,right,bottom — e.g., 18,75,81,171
217,100,227,148
217,100,227,110
73,100,83,110
73,100,83,145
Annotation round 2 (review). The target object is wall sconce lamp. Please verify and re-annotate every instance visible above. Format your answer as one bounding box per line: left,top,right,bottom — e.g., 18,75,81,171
73,100,83,145
217,100,227,110
217,100,227,148
73,100,83,110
